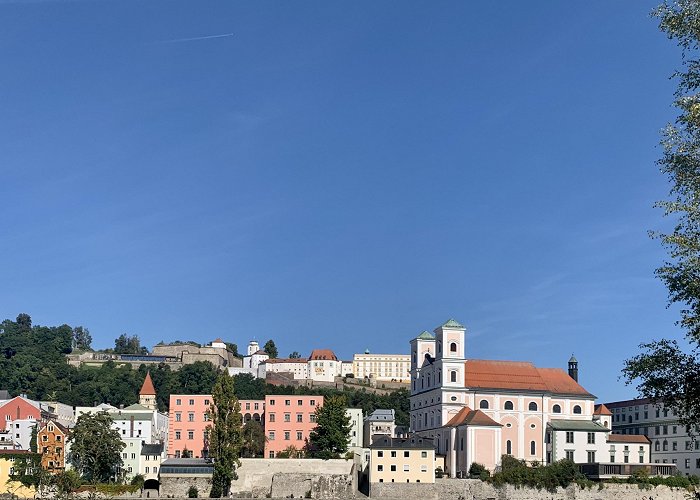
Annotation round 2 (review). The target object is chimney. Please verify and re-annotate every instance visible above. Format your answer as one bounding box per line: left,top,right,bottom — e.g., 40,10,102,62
568,355,578,382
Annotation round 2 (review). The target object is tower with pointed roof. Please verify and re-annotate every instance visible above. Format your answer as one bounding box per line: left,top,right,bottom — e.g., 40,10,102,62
409,330,436,391
139,372,157,410
568,354,578,382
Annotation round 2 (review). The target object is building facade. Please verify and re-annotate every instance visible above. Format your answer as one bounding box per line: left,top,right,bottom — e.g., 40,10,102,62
605,397,700,476
369,435,435,484
364,409,396,447
259,358,308,380
263,395,323,458
0,450,36,498
347,408,363,448
353,353,410,382
168,395,212,458
37,420,68,473
410,319,599,476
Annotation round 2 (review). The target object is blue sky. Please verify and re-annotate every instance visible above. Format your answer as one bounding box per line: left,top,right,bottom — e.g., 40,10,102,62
0,1,685,402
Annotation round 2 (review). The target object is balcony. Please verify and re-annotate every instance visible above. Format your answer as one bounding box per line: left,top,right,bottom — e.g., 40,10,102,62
578,463,677,479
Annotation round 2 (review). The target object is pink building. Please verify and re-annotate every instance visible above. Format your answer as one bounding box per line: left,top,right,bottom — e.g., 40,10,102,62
168,395,212,458
239,400,265,425
0,397,42,431
264,395,323,458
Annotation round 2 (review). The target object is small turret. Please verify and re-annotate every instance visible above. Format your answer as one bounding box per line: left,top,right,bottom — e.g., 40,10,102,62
568,354,578,382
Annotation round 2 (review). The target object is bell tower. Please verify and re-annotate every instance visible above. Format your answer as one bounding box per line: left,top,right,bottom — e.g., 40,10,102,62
435,319,466,388
139,371,157,410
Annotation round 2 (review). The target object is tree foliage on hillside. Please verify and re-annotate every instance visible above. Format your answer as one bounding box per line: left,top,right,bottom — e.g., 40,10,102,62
624,0,700,427
113,334,148,355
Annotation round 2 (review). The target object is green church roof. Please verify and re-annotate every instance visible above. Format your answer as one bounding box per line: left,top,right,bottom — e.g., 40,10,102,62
442,318,465,329
413,331,435,341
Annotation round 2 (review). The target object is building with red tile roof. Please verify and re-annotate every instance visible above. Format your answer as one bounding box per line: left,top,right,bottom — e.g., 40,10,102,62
408,319,615,478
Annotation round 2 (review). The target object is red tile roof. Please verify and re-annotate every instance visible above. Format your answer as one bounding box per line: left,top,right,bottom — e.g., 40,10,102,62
464,360,593,397
445,406,501,427
139,372,156,396
607,434,650,444
262,358,307,364
594,404,613,416
308,349,338,361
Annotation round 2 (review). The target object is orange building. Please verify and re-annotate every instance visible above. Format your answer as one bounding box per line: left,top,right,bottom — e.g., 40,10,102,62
264,395,323,458
37,420,68,473
239,400,265,425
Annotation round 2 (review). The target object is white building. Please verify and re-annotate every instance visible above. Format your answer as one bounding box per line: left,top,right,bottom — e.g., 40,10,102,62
346,408,363,448
308,349,343,382
140,443,165,483
259,358,308,380
606,397,699,476
363,409,396,447
0,419,36,450
353,352,410,382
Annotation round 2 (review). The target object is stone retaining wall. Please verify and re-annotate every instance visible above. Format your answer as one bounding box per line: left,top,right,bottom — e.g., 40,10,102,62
370,478,698,500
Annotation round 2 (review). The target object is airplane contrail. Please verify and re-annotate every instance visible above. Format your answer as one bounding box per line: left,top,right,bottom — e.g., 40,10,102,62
156,32,235,44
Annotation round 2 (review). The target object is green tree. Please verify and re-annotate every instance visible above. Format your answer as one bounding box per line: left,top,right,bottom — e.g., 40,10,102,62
16,313,32,331
623,0,700,427
288,351,301,359
113,334,147,355
208,374,243,498
306,395,351,459
54,469,82,497
68,412,125,483
241,420,266,458
225,342,240,358
263,340,278,359
72,326,92,351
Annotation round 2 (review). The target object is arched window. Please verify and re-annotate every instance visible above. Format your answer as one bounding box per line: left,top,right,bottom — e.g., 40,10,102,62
573,405,582,414
450,371,457,383
504,401,514,410
528,402,538,411
552,404,561,413
655,441,660,451
530,441,536,455
479,400,489,409
450,342,457,352
663,440,668,451
506,440,512,455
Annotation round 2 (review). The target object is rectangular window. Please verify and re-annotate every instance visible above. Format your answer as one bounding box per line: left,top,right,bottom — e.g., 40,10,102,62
298,400,303,406
421,451,427,458
566,432,574,444
269,399,275,406
284,431,290,440
310,400,316,406
297,431,302,440
284,413,291,422
391,451,397,458
268,431,275,440
204,400,210,406
176,399,181,405
269,414,275,422
378,451,383,458
145,467,150,474
403,464,410,471
131,453,136,459
404,451,410,458
189,399,195,405
175,431,181,440
188,413,194,422
310,414,317,423
188,431,194,440
587,433,595,444
610,455,615,462
390,465,396,472
285,400,290,406
297,414,303,423
587,451,596,463
377,465,383,471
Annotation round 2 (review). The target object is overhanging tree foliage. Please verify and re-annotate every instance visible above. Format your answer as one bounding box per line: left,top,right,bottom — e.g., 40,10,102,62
208,374,243,498
624,0,700,427
263,340,278,359
306,395,351,459
68,412,125,483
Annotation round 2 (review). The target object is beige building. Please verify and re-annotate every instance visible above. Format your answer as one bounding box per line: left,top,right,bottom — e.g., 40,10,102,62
369,435,435,484
353,352,410,382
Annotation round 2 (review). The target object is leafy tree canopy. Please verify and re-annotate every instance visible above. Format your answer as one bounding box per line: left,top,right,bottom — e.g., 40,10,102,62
113,334,148,355
306,395,351,459
69,411,125,483
263,340,278,359
624,0,700,428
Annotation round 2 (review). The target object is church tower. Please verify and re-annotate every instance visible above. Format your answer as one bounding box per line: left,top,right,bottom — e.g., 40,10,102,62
139,371,157,410
435,319,466,388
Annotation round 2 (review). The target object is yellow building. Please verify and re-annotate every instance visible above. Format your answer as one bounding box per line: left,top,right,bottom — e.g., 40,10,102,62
0,450,37,498
353,352,410,382
369,435,435,484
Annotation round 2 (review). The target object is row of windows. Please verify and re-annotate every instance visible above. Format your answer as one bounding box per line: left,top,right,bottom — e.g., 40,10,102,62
268,399,316,406
377,450,429,458
174,413,210,422
268,430,304,441
377,464,430,473
174,399,210,406
268,413,312,423
174,430,208,440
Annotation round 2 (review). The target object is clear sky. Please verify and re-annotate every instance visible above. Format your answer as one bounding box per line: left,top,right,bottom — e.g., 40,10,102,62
0,0,685,403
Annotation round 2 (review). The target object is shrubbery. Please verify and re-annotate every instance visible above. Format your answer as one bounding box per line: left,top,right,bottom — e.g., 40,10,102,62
488,456,588,492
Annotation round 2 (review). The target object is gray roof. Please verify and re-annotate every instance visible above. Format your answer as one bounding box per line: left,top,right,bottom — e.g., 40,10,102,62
412,331,435,341
162,458,212,466
365,409,395,422
141,443,164,455
548,419,609,432
370,435,435,450
0,390,10,400
441,319,465,329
